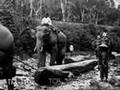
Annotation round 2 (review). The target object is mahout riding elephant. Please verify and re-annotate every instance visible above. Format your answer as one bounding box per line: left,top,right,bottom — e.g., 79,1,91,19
30,25,67,67
0,24,16,89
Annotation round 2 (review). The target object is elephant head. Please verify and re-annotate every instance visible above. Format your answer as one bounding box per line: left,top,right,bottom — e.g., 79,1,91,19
30,25,67,67
30,26,50,52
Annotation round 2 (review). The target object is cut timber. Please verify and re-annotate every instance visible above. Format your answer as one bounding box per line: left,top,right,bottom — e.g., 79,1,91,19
64,54,94,64
64,55,85,64
34,59,97,85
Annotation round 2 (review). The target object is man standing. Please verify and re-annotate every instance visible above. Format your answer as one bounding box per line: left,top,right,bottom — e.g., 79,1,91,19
69,44,74,56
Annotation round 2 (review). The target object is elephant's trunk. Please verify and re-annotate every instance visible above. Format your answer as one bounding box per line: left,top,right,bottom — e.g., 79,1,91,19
34,38,43,52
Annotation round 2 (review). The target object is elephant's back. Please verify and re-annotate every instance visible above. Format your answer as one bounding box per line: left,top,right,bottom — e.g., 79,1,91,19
0,24,14,51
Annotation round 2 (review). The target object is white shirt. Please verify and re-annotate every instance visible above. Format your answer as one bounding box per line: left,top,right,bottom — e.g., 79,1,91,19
41,17,52,25
69,45,74,52
102,32,107,37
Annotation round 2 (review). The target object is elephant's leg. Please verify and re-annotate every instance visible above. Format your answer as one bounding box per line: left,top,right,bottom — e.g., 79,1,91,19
50,53,57,66
57,48,66,65
50,49,57,66
57,53,64,65
38,52,46,67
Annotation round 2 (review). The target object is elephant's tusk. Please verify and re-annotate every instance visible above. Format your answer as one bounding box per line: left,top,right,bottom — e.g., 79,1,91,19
34,46,43,52
34,47,37,52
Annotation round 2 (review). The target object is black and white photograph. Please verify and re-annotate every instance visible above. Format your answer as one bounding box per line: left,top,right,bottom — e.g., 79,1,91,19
0,0,120,90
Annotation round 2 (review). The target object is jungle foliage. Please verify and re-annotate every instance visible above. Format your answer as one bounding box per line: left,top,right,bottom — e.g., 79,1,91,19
0,0,120,57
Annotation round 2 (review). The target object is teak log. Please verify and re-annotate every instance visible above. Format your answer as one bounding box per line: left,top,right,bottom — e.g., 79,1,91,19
34,59,97,85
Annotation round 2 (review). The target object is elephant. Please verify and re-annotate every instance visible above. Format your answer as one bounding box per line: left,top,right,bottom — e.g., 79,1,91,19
0,24,16,89
30,25,67,67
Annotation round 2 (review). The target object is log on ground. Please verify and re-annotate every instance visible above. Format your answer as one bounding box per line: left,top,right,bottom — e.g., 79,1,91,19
34,59,97,85
64,55,85,64
64,54,93,64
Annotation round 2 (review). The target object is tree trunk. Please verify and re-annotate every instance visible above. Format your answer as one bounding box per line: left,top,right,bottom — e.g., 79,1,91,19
29,0,33,17
60,0,66,22
35,0,43,19
81,9,85,23
95,14,98,25
34,59,97,85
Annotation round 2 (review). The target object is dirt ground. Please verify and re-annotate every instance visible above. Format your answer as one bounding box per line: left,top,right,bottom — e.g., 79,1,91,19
35,65,120,90
0,53,120,90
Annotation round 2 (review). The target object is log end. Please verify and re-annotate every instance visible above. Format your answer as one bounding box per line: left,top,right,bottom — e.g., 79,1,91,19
34,69,72,85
